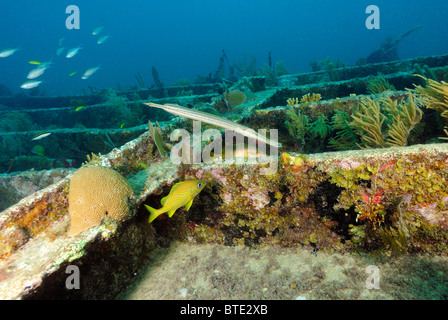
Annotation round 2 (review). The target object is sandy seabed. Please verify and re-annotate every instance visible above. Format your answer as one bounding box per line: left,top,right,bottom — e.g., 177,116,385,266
118,241,448,300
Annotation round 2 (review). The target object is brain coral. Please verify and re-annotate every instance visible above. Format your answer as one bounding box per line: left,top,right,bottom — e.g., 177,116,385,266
68,166,134,236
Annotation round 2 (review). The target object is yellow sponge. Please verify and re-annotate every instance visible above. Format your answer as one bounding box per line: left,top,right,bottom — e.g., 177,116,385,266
68,166,134,236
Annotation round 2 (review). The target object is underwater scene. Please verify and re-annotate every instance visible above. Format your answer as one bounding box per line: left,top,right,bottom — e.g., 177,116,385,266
1,0,448,302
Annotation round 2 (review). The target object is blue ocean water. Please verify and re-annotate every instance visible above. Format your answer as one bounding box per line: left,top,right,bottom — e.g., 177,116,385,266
0,0,447,95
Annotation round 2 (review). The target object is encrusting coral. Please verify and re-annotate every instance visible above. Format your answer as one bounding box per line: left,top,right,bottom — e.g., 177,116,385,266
327,152,448,255
68,166,135,236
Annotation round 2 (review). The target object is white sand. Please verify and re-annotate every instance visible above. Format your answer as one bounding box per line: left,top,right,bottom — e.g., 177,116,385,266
118,241,448,300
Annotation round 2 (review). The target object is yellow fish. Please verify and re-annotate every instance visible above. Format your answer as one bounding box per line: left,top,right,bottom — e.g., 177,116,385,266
145,180,207,223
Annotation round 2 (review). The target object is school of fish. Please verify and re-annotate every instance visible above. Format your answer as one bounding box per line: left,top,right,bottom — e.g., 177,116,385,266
0,25,109,90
